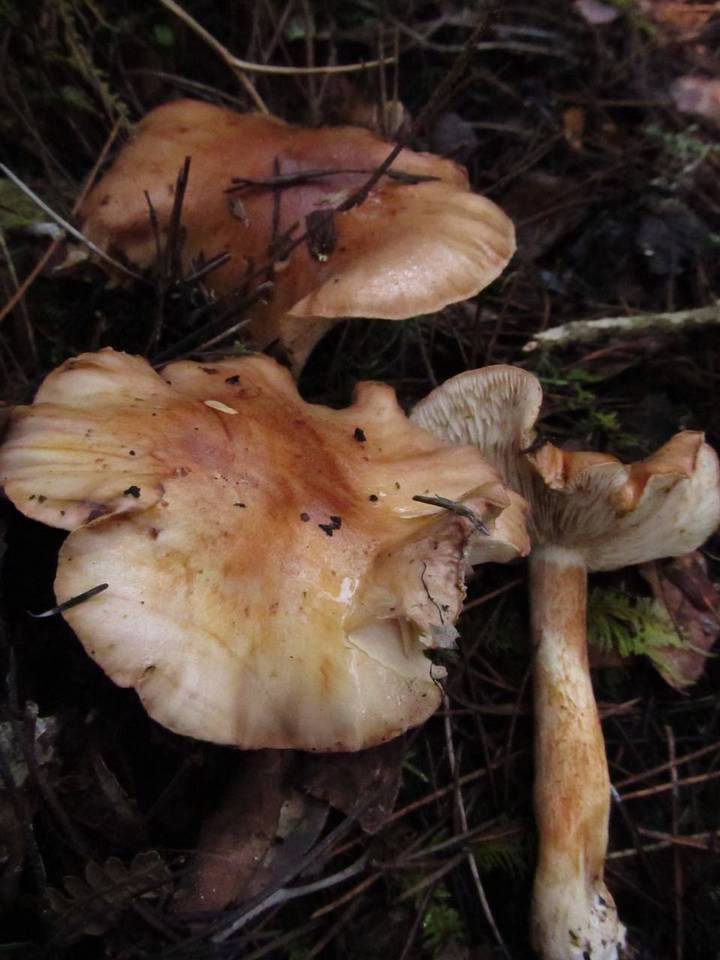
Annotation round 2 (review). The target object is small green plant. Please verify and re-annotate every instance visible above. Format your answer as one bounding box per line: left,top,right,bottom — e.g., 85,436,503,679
473,833,529,879
587,587,683,668
645,123,720,192
422,886,465,955
537,366,640,453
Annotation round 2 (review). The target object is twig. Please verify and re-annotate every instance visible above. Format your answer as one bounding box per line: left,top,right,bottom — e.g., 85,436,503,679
310,872,382,920
226,167,437,192
462,577,523,612
608,830,720,860
615,740,720,789
523,301,720,352
620,767,720,800
0,163,144,283
399,883,436,960
0,230,37,370
442,693,510,957
211,854,368,942
158,0,393,84
666,726,684,960
0,119,123,327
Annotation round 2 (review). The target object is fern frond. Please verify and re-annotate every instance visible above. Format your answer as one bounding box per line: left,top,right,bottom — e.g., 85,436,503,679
588,587,683,665
472,834,528,879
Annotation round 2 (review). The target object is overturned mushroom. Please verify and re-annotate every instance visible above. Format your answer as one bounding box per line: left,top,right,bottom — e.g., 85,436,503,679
412,365,720,960
75,99,515,371
0,350,528,751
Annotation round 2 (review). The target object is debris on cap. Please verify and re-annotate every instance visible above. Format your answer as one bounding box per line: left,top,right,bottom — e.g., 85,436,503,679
0,349,529,751
75,100,515,372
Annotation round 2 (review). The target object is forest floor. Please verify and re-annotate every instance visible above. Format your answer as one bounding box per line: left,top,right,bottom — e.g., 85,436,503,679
1,2,720,958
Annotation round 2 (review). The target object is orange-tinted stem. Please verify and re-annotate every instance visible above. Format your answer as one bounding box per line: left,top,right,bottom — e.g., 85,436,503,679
529,545,625,960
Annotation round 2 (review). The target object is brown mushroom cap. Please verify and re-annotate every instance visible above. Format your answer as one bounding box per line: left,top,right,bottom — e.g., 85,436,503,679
0,350,528,751
77,100,515,371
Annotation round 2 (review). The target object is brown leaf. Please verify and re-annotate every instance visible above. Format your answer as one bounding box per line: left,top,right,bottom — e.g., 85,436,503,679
500,173,586,261
640,552,720,688
175,750,293,914
640,1,720,42
300,737,406,834
175,751,328,914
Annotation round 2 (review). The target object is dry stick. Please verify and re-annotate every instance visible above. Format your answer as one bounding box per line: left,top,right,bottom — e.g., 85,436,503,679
619,767,720,800
666,726,684,960
397,851,467,903
637,827,720,851
609,831,720,860
158,0,394,82
210,854,368,942
462,577,523,611
442,693,510,958
0,119,123,328
304,900,361,959
157,0,266,111
615,740,720,789
310,871,382,920
0,230,36,369
523,301,720,352
399,883,437,960
0,162,143,284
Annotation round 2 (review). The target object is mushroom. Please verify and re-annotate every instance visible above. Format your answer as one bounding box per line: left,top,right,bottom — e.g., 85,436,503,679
75,99,515,372
0,350,529,751
411,365,720,960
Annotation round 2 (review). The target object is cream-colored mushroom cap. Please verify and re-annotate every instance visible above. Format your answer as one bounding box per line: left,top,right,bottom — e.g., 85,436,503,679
76,99,515,371
0,350,529,751
412,364,720,565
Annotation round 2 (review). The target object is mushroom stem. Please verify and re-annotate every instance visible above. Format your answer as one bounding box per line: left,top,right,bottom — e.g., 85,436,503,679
529,545,626,960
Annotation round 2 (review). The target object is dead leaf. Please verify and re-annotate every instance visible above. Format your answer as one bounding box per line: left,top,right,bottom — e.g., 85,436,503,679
640,1,720,42
500,173,586,261
640,552,720,689
47,851,171,938
670,75,720,126
175,751,291,913
300,737,406,834
175,750,327,914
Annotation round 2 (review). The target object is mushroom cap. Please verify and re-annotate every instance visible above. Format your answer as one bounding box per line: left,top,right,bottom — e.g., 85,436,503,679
77,99,515,370
0,349,528,750
412,364,720,570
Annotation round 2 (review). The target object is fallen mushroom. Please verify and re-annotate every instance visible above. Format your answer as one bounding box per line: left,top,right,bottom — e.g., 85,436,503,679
412,364,720,960
0,349,529,752
74,99,515,372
